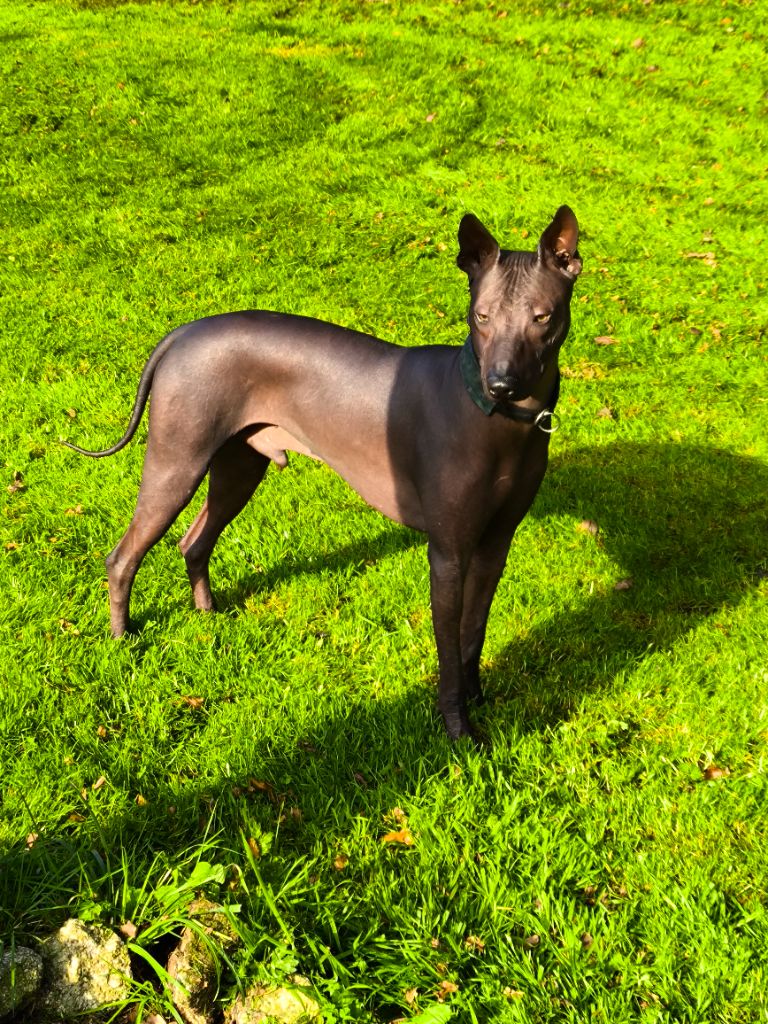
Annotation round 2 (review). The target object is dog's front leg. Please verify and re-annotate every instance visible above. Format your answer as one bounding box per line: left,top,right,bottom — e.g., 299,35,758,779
459,523,518,706
427,540,474,740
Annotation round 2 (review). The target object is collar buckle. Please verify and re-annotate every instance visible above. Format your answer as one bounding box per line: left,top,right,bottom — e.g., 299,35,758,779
533,408,560,434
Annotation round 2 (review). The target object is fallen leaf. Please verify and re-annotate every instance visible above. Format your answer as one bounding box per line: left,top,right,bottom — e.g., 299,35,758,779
523,933,540,948
4,541,21,551
404,987,418,1005
577,520,600,536
65,408,77,419
581,932,594,948
503,987,524,999
26,832,39,848
247,836,261,859
65,504,84,515
353,771,368,787
96,725,108,739
702,764,730,781
180,695,204,709
248,778,276,798
597,407,614,419
436,980,459,1001
333,854,349,871
594,335,616,345
425,112,437,122
614,578,634,591
464,935,485,953
381,828,414,846
683,251,718,267
631,37,644,48
119,920,138,939
92,776,106,791
7,472,25,494
135,793,148,807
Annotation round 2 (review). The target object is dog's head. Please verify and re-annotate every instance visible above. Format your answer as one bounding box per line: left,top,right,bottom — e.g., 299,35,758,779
457,206,581,404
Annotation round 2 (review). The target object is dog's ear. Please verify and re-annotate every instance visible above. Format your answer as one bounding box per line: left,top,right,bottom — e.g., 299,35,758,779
538,205,581,278
457,214,501,279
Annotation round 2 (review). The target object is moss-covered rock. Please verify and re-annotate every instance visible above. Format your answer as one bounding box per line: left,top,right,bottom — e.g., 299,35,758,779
37,919,131,1020
224,975,322,1024
0,946,44,1019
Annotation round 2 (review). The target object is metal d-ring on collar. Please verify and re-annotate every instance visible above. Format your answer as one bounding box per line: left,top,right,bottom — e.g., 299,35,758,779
459,335,561,431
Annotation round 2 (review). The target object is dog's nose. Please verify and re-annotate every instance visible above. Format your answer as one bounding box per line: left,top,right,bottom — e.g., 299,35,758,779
486,371,519,400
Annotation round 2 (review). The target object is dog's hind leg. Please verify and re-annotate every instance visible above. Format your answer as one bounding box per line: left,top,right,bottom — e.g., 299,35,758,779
106,447,211,637
179,436,270,612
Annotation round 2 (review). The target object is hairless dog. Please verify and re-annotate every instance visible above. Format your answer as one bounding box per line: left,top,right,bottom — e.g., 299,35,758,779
65,207,581,740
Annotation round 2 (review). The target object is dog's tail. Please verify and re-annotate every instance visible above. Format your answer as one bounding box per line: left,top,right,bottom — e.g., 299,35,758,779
61,332,178,458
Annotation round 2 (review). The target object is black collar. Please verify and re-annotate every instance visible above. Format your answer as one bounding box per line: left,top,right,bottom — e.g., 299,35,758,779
459,335,560,427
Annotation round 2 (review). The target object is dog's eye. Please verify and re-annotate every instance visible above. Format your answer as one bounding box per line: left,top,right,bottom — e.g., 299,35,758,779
474,311,489,325
533,312,551,325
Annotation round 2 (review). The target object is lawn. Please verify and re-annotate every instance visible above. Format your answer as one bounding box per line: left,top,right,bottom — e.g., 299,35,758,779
1,0,767,1021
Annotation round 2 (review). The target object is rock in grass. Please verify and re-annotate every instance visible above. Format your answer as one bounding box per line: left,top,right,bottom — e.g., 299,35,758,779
37,919,131,1019
224,975,322,1024
0,946,44,1018
167,899,240,1024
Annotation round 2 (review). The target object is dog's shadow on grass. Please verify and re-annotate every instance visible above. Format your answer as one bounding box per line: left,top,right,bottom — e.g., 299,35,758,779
213,518,420,610
480,440,767,730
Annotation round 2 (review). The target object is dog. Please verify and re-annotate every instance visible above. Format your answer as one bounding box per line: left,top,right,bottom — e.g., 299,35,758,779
65,206,581,739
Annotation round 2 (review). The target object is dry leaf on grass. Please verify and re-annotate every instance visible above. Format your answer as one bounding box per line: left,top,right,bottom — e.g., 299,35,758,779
381,828,414,846
247,837,261,859
577,520,600,536
180,695,204,709
7,472,25,494
436,980,459,1001
464,935,486,953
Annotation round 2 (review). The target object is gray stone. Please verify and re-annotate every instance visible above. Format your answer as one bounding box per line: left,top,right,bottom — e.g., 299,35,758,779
0,946,43,1018
224,975,322,1024
37,918,131,1020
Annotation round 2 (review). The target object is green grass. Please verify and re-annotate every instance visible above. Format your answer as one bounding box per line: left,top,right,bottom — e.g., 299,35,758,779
1,0,767,1020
